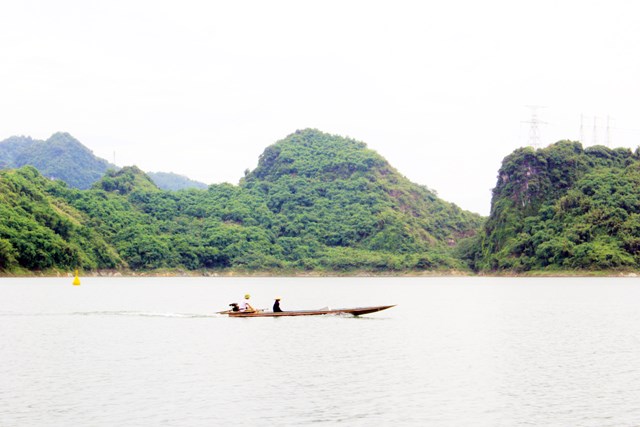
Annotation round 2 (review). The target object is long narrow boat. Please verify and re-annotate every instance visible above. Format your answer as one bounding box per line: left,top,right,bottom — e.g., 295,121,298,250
223,305,395,317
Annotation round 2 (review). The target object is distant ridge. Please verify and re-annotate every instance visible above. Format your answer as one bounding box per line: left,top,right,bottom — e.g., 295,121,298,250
0,133,208,191
147,172,208,191
0,133,114,189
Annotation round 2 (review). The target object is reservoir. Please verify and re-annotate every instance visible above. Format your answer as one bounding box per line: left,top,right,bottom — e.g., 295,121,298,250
1,277,639,426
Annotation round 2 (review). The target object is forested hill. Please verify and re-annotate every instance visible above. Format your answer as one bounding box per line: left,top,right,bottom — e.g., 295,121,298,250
242,129,483,251
466,141,640,272
0,129,483,274
0,133,208,191
0,133,114,189
0,167,122,271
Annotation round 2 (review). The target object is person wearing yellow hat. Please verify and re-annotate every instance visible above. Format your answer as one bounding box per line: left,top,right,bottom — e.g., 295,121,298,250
239,294,255,312
273,297,283,312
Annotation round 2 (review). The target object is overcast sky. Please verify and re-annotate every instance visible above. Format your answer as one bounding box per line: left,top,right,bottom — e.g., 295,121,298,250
2,0,639,215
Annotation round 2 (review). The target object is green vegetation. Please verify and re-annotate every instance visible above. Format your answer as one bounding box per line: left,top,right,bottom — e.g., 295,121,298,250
468,141,640,272
6,130,640,276
0,133,208,191
0,133,114,189
241,129,482,259
0,129,482,274
95,166,161,194
0,167,122,271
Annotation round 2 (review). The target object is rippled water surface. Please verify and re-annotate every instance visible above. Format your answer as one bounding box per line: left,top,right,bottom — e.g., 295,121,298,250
2,277,640,426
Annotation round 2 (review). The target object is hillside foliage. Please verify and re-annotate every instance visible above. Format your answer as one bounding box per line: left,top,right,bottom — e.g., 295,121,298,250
0,129,482,274
467,141,640,272
0,167,122,271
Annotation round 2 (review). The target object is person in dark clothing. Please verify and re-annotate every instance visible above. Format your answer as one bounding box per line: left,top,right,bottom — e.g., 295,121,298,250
229,303,240,312
273,298,283,312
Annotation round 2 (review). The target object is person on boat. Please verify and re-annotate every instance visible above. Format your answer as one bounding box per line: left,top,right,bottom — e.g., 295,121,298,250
239,294,255,312
229,303,240,312
273,297,283,312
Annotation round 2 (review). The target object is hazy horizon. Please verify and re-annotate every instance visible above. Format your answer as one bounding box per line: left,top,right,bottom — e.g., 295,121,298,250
3,0,639,215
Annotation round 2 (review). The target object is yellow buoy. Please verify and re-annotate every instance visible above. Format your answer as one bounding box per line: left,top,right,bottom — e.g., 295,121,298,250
72,269,81,286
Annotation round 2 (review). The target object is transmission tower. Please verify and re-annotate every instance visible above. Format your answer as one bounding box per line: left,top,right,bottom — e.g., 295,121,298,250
523,105,546,148
592,116,598,146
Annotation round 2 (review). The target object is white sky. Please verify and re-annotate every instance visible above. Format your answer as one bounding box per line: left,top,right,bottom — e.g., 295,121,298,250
2,0,640,215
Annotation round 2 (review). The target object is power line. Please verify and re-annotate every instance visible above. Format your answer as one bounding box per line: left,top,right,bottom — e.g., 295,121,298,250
580,113,615,147
522,105,547,148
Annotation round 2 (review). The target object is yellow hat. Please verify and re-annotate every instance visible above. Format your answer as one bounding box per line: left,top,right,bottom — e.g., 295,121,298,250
244,294,250,299
275,297,281,300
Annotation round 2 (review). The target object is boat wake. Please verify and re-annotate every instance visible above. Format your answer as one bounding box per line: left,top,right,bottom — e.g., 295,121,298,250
72,311,212,319
0,311,212,319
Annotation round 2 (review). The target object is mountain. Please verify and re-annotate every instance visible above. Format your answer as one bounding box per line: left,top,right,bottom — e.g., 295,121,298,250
0,129,484,274
0,133,114,189
0,136,35,168
147,172,208,191
468,141,640,272
0,133,208,191
240,129,483,266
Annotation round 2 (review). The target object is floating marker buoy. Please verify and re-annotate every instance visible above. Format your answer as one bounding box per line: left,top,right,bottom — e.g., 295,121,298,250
72,269,81,286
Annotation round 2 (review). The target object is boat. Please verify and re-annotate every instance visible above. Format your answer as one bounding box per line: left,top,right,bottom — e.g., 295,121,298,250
222,305,396,317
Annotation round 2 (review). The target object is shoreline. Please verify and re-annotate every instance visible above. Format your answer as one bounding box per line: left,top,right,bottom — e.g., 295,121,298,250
1,269,639,278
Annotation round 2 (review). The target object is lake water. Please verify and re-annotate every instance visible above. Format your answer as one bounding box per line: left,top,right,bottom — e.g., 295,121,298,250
1,277,640,426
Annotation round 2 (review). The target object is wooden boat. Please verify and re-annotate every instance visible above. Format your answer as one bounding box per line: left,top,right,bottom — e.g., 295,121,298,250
223,305,395,317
